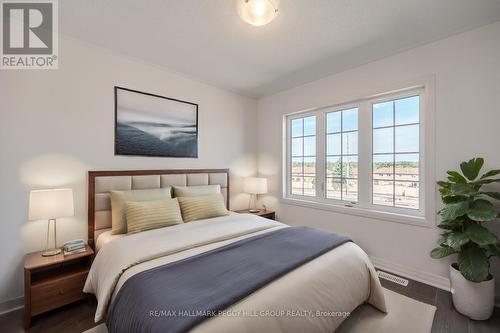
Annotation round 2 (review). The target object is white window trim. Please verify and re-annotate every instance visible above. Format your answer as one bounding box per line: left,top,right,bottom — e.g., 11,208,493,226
282,77,436,228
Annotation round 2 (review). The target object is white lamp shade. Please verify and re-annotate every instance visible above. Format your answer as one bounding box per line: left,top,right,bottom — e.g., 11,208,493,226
244,177,268,194
29,189,74,221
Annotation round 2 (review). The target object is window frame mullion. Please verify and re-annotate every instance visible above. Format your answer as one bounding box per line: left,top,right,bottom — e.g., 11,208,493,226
315,112,325,198
357,100,372,207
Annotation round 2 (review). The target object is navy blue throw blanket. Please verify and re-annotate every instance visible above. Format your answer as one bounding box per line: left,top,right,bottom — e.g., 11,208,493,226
106,227,351,333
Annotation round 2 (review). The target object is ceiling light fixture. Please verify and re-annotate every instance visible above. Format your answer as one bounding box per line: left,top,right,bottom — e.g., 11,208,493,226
236,0,279,27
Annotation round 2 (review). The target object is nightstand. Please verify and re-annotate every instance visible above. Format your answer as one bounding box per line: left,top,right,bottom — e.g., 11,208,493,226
235,209,276,220
24,245,94,329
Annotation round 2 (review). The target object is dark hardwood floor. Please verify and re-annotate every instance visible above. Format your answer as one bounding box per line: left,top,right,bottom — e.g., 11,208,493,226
1,274,499,333
378,276,500,333
0,299,99,333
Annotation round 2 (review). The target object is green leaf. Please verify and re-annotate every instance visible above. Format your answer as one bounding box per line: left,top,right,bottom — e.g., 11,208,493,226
483,243,500,258
444,232,470,250
460,158,484,181
450,183,477,196
437,181,451,188
431,247,456,259
437,219,463,230
447,171,467,183
439,187,451,197
442,196,468,204
458,247,489,282
465,223,498,245
440,201,469,221
467,199,498,221
480,169,500,179
480,192,500,201
437,232,451,246
438,181,452,197
476,178,500,185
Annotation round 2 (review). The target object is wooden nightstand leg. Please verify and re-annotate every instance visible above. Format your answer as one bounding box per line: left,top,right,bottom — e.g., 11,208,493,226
24,268,31,330
25,316,31,331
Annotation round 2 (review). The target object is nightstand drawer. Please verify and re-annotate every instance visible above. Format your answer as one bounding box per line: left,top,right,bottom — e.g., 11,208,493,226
31,271,87,316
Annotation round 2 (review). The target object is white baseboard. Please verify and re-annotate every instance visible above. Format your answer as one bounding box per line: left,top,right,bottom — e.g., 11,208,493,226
370,256,451,291
0,296,23,316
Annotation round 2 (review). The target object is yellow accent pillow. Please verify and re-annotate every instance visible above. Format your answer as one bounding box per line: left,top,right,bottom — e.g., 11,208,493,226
125,199,183,234
173,184,221,197
177,194,229,222
110,188,172,234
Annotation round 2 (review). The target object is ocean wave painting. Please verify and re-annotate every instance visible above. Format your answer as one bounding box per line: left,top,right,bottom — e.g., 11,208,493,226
115,87,198,158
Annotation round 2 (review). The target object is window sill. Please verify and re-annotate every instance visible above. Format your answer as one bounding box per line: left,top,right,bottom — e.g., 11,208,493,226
280,197,435,229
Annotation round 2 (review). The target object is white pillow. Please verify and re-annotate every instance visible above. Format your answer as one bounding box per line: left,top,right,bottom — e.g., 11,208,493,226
173,184,221,197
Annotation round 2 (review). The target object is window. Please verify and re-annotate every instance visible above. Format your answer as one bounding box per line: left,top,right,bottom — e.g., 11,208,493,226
284,87,428,222
372,96,419,209
326,108,358,202
290,116,316,196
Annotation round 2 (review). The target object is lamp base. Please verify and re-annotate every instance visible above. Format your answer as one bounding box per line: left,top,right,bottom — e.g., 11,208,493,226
248,209,261,213
42,248,61,257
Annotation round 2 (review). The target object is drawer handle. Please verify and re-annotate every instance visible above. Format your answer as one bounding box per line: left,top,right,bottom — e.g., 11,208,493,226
59,290,64,295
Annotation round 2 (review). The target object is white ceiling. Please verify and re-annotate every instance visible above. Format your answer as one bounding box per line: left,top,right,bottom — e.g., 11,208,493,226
60,0,500,98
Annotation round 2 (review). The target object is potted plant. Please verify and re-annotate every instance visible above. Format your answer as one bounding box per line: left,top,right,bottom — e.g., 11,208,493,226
431,158,500,320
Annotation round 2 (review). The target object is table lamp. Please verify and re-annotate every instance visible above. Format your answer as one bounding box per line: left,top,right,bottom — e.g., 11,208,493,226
29,189,74,256
243,177,268,213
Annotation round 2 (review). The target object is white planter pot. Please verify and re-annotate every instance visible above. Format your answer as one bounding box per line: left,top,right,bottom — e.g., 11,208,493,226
450,264,495,320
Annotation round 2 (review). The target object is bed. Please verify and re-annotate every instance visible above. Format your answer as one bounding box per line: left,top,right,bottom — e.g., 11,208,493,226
84,169,386,333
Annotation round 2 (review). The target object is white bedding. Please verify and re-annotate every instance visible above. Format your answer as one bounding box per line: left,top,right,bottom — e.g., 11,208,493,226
84,213,386,332
95,230,124,252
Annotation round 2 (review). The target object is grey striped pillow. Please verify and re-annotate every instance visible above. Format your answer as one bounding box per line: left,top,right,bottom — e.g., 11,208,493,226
177,194,229,222
125,198,183,234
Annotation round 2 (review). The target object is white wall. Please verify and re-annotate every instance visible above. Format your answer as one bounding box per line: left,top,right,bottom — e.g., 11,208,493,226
2,20,500,311
0,36,257,305
257,22,500,298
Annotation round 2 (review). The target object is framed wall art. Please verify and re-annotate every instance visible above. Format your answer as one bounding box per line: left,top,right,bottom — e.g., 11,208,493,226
114,86,198,158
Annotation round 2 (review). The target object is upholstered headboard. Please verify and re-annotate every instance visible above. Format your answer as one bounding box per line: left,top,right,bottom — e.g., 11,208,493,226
87,169,230,249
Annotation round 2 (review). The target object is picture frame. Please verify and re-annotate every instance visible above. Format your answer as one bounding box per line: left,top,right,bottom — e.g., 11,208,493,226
114,86,198,158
